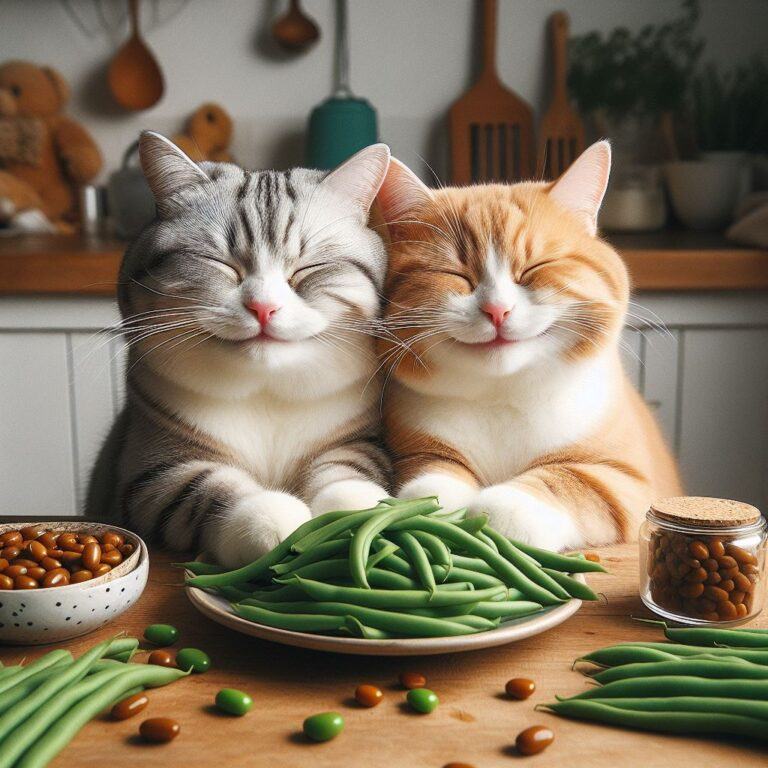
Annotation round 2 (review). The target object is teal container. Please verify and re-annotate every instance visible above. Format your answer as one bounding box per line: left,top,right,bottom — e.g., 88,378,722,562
307,96,378,170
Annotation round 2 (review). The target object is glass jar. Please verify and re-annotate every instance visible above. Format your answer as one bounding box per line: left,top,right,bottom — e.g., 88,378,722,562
640,497,767,625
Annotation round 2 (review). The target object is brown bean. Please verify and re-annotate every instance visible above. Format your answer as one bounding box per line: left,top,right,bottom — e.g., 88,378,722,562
148,650,175,668
443,764,477,768
516,725,554,756
26,540,47,563
19,525,45,540
70,569,93,583
717,556,738,570
709,539,726,558
725,543,758,565
100,550,123,566
14,575,38,589
81,542,101,571
721,566,740,580
730,590,746,605
4,565,27,578
685,568,707,583
652,564,669,584
46,549,64,559
119,543,135,557
77,534,98,545
720,579,735,593
102,543,116,552
40,556,61,571
355,684,384,708
733,572,752,592
0,574,13,589
703,586,730,602
505,678,536,700
584,552,600,563
0,531,22,547
92,563,111,576
139,718,180,744
689,541,709,560
718,601,738,620
399,672,427,690
111,692,149,721
679,582,704,598
736,603,749,617
702,558,719,572
705,571,722,585
42,568,70,588
696,598,717,614
27,567,46,580
102,532,124,548
0,558,7,572
742,563,760,576
36,532,58,549
702,611,720,621
12,559,37,569
59,551,82,565
1,547,20,561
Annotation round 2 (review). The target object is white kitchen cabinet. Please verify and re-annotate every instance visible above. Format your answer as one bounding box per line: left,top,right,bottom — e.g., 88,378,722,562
1,292,767,515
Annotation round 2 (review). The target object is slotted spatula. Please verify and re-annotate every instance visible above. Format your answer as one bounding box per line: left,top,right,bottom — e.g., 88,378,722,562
537,11,585,179
449,0,534,184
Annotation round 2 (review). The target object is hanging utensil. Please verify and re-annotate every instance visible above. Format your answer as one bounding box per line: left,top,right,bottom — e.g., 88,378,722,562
272,0,320,52
449,0,534,184
537,11,584,178
108,0,164,111
306,0,378,169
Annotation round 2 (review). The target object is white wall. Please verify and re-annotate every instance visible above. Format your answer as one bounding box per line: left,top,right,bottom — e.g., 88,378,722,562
2,0,766,180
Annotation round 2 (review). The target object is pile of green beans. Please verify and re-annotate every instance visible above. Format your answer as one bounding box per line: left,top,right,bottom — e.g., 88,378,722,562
542,623,768,743
183,497,603,639
0,636,187,768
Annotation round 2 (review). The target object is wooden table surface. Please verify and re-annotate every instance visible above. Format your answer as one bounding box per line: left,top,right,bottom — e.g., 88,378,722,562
1,543,766,767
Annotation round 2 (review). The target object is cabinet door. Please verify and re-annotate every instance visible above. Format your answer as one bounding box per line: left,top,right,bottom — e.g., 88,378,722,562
677,328,768,509
0,332,77,515
642,328,680,449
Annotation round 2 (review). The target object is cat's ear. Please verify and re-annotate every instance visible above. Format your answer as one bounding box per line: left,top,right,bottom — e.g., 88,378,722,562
139,130,209,206
377,157,433,224
548,140,611,236
321,144,391,214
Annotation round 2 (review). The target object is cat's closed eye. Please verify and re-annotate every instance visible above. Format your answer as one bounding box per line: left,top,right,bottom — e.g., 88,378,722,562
203,256,242,282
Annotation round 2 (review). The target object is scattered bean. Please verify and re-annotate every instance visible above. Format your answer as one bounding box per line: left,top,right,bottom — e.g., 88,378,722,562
407,688,439,714
215,688,253,716
399,671,427,690
111,692,149,720
355,684,384,708
175,648,210,673
515,725,554,756
505,678,536,700
139,717,180,744
303,712,344,742
144,624,179,646
148,650,175,668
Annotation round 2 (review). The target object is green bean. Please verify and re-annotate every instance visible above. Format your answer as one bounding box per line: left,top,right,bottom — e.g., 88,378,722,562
459,516,492,536
393,516,562,605
589,697,768,720
435,614,499,630
470,600,544,620
430,507,467,523
509,539,607,573
344,616,398,640
270,538,350,576
213,584,257,601
0,667,20,681
0,662,72,717
349,499,439,588
238,584,310,602
406,603,479,618
391,532,437,593
104,638,139,660
292,576,506,609
375,549,415,577
483,528,571,600
569,675,768,700
232,605,348,633
188,505,381,588
438,565,508,591
292,502,395,554
235,601,482,637
613,642,768,665
366,542,400,571
593,658,768,685
0,663,133,768
577,645,680,667
410,530,451,576
0,637,113,743
0,649,71,697
273,558,350,584
449,555,498,576
663,626,768,649
16,664,188,768
539,699,768,741
541,567,599,601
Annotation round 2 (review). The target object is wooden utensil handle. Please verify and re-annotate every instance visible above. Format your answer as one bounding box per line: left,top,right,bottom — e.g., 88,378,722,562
550,11,569,98
482,0,497,77
128,0,139,35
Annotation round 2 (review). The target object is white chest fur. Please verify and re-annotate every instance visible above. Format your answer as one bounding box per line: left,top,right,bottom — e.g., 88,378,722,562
393,354,616,484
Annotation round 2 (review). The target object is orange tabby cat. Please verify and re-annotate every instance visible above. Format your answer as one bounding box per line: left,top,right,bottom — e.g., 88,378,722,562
376,142,681,550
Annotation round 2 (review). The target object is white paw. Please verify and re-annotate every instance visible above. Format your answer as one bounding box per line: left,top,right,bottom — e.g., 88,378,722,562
468,484,580,552
310,479,388,516
398,472,478,512
208,491,312,568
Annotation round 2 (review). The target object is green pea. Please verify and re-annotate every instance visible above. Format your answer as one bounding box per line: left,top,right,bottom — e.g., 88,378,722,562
303,711,344,742
175,648,210,674
215,688,253,716
406,688,439,714
143,624,179,647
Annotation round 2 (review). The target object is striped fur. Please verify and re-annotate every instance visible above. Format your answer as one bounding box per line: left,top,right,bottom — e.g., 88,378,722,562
86,133,392,567
377,142,681,551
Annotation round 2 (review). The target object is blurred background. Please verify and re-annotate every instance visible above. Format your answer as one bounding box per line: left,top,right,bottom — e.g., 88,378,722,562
0,0,766,517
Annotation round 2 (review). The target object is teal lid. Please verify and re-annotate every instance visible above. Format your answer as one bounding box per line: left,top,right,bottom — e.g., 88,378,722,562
306,96,378,170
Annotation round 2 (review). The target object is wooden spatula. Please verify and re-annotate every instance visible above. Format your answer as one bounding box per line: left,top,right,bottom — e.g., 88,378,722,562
449,0,534,184
537,11,584,179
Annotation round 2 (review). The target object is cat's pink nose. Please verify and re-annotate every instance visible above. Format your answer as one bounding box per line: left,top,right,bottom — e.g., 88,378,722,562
481,303,511,328
245,300,281,327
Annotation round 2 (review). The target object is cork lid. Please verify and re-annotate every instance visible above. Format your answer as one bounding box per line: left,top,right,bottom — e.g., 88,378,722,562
650,496,762,528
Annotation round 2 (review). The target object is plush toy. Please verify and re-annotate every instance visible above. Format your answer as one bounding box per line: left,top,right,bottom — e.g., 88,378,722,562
172,102,234,163
0,60,102,230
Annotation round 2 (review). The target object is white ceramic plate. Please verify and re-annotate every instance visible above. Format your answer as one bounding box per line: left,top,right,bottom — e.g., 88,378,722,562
185,574,584,656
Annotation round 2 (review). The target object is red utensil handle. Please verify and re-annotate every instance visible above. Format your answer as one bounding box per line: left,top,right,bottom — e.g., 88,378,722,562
551,11,569,98
482,0,497,77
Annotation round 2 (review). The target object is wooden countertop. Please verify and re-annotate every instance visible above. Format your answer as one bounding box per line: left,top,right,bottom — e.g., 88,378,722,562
0,231,767,295
1,543,765,767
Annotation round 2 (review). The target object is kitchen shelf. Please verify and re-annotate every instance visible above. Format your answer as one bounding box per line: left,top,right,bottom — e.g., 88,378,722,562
0,230,767,295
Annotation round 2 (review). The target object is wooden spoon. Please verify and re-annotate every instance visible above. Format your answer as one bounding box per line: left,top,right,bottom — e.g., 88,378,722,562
272,0,320,51
108,0,164,111
537,11,584,178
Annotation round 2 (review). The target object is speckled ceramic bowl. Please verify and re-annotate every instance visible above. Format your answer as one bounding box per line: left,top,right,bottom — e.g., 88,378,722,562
0,522,148,645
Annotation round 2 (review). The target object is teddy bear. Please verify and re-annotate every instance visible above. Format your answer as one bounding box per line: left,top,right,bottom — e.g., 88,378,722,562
172,102,234,163
0,60,103,230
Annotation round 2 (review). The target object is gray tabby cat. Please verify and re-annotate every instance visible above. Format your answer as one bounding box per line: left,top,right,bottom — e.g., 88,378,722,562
87,131,392,567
